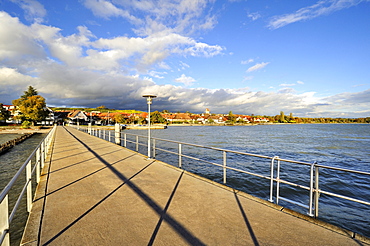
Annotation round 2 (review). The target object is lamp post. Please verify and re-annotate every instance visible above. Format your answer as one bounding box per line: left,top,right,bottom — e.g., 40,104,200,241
143,94,157,159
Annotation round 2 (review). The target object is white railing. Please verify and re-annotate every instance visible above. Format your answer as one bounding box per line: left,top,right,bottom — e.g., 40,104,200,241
0,125,56,246
77,126,370,220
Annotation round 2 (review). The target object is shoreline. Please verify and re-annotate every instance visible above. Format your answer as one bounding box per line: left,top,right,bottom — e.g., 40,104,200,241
166,122,370,126
0,127,52,134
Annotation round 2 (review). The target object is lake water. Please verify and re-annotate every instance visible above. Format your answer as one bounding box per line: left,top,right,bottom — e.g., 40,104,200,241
0,133,46,246
125,124,370,237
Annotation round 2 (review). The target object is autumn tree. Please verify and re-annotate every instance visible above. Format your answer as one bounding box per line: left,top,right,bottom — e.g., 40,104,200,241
97,105,107,110
12,86,48,125
150,111,166,124
113,113,126,123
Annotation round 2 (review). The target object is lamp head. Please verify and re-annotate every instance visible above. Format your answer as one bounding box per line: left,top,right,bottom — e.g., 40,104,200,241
142,95,157,104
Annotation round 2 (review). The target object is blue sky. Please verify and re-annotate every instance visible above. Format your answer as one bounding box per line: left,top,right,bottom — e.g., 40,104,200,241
0,0,369,117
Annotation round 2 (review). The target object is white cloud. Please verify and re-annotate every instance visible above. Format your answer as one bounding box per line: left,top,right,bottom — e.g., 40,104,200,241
247,12,261,21
243,76,253,81
278,87,296,94
246,62,269,73
82,0,141,24
10,0,46,23
174,74,196,86
280,81,305,87
82,0,217,36
149,70,167,79
0,11,222,74
241,59,254,65
279,83,296,87
0,12,46,61
268,0,370,29
91,33,222,71
180,61,190,70
352,84,366,88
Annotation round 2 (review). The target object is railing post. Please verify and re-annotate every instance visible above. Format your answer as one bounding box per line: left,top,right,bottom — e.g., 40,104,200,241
36,147,41,183
153,139,156,158
0,195,10,246
308,161,316,217
178,143,182,168
269,156,278,203
223,151,227,184
136,136,139,152
43,140,46,160
41,141,45,169
276,158,281,204
26,160,32,212
124,133,127,147
315,164,320,218
109,131,111,142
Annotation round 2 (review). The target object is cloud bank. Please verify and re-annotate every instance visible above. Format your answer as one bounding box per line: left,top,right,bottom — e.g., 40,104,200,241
1,1,369,118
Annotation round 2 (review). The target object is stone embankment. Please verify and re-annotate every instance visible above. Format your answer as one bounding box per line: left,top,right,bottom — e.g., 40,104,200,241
0,133,35,155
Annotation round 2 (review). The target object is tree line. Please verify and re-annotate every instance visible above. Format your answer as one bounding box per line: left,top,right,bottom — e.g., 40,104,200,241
267,111,370,124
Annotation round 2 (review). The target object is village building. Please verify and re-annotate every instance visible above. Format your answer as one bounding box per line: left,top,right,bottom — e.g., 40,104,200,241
67,110,91,125
2,105,21,124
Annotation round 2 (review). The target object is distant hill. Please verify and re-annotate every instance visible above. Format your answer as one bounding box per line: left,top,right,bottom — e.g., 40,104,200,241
50,107,143,114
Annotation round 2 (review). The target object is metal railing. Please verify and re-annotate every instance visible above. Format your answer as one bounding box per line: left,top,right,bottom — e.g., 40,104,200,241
77,126,370,220
0,125,56,246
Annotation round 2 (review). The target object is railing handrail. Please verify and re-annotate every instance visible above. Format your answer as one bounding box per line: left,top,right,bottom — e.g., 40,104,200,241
75,125,370,225
1,138,42,203
0,125,56,246
118,130,369,175
77,125,370,177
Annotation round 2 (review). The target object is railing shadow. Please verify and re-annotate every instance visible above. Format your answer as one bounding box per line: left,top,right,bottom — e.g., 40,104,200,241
49,149,123,174
50,145,113,161
34,153,136,203
233,190,260,246
148,171,185,245
41,127,205,245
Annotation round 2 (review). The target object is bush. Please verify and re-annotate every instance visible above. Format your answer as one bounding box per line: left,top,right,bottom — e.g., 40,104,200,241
21,121,32,129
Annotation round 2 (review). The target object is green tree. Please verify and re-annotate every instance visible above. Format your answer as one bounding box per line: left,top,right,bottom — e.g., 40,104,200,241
151,111,166,123
279,111,285,123
21,86,38,99
0,103,11,123
12,86,48,125
227,111,236,124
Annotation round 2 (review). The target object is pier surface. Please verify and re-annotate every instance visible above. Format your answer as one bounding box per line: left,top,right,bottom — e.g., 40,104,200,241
21,126,369,245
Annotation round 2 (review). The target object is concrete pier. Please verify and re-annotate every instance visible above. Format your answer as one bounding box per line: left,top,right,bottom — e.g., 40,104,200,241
21,126,369,245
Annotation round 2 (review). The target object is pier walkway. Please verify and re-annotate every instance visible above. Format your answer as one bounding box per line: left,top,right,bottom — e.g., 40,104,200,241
21,126,369,245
